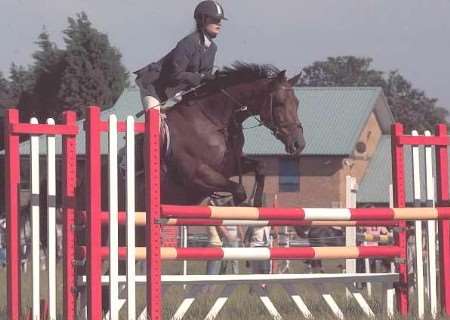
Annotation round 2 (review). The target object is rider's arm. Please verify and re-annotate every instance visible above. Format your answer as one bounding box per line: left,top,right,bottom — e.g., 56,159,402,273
166,40,203,86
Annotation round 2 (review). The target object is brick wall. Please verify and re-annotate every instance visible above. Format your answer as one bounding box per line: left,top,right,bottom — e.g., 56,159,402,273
241,156,344,208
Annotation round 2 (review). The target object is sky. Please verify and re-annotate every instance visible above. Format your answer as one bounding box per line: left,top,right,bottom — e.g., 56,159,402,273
1,0,450,109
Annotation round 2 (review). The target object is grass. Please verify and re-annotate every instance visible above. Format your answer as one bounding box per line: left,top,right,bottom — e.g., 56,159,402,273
1,259,449,319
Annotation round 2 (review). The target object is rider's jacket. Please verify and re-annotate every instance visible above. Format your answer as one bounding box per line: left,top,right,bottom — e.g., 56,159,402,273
134,31,217,100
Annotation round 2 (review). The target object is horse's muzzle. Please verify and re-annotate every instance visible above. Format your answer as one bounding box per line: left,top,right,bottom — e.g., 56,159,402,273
286,136,305,155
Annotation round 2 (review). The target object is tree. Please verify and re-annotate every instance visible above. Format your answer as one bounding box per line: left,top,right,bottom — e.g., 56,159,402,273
300,56,385,88
0,71,11,103
384,71,447,132
4,12,128,121
58,12,129,116
9,63,35,101
298,56,448,131
19,31,66,121
0,71,12,150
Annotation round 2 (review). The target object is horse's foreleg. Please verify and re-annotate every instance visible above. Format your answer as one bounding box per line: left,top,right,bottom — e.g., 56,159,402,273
253,172,265,207
239,157,266,207
193,164,247,204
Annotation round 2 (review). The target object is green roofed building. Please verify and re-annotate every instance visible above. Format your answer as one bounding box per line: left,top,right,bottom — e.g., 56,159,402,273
240,87,394,208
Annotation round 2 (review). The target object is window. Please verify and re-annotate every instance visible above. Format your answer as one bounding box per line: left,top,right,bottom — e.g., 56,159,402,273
278,158,300,192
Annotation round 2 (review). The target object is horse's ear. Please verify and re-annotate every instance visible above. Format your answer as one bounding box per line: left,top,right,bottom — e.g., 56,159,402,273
269,70,287,90
288,72,302,86
277,70,287,81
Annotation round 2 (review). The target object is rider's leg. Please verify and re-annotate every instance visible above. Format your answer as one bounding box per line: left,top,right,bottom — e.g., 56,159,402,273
142,95,160,109
136,78,161,110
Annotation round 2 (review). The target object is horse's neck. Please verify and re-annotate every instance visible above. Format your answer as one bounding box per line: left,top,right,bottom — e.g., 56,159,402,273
217,85,262,125
177,83,264,128
229,82,268,124
196,93,238,129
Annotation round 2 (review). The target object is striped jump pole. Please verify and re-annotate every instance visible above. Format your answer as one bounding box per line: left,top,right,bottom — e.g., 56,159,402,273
158,218,400,227
160,205,450,221
78,210,401,226
90,245,403,261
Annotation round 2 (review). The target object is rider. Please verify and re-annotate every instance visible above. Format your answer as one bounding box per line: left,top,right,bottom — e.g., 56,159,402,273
134,1,226,109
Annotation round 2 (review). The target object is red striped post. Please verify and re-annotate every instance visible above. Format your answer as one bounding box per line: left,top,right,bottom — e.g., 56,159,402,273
436,124,450,316
146,108,162,320
86,107,103,320
62,111,78,320
5,108,21,320
391,123,408,316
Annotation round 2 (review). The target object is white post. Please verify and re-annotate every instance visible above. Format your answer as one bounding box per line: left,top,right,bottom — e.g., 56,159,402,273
46,118,57,320
278,225,290,273
108,115,119,320
411,130,424,319
363,243,372,298
345,176,357,299
273,194,290,273
183,225,188,286
424,130,437,319
126,116,136,320
386,184,395,315
30,118,40,320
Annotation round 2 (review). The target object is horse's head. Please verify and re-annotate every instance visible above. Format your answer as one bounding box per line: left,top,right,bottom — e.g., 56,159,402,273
186,62,305,155
259,71,305,155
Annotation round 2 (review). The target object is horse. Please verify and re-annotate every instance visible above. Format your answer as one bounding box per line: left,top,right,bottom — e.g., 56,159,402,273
152,62,305,207
89,62,306,211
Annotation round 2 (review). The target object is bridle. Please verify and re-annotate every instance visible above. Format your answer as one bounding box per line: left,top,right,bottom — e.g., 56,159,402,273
220,86,303,138
219,85,303,187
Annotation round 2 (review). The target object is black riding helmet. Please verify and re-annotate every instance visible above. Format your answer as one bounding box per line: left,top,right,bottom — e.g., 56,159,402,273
194,1,227,21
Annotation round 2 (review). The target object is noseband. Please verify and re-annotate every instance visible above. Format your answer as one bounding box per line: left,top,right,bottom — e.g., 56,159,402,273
262,92,303,139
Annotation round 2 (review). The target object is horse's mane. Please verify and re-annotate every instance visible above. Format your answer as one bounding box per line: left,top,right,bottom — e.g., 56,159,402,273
182,62,280,101
214,62,280,86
